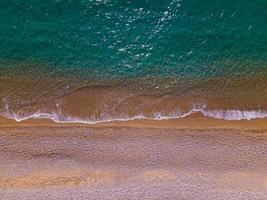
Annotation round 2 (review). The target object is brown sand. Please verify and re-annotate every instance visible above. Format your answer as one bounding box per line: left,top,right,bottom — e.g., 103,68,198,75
0,116,267,199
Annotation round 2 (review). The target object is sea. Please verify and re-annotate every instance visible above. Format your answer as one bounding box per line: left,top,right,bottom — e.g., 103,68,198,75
0,0,266,123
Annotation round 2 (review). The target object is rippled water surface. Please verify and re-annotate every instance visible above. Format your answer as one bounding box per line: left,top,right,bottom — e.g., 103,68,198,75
0,0,266,122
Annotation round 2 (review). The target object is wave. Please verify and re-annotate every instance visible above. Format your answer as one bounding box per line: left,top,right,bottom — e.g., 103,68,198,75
1,106,267,124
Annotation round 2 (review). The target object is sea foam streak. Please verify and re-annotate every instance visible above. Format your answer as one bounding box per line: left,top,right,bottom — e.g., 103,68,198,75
1,100,267,124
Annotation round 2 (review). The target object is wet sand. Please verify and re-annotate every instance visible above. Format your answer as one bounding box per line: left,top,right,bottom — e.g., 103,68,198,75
0,117,267,199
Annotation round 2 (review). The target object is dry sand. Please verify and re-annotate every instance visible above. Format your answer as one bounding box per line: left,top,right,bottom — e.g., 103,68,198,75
0,116,267,199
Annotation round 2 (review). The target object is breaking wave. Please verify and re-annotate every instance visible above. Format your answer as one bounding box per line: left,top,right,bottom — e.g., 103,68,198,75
1,104,267,124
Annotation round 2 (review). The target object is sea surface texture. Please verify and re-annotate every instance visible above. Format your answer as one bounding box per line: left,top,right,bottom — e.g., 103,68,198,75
0,0,266,123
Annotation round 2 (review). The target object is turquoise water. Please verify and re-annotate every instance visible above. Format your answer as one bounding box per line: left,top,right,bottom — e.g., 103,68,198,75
0,0,267,122
1,0,267,77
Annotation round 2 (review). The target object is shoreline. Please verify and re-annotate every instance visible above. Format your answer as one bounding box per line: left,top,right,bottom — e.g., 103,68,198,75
1,113,267,130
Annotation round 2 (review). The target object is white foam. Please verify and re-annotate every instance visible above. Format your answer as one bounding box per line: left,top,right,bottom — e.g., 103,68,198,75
1,108,267,124
1,98,267,124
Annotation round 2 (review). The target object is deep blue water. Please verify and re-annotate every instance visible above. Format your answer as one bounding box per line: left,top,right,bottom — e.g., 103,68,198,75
0,0,266,78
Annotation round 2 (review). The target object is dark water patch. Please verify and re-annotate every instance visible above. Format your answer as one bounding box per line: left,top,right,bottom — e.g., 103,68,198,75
0,0,266,78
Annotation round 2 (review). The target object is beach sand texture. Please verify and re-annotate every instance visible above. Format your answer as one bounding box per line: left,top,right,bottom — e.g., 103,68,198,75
0,122,267,200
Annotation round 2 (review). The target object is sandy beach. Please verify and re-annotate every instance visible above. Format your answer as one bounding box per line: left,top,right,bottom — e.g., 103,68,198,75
1,0,267,199
0,116,267,200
